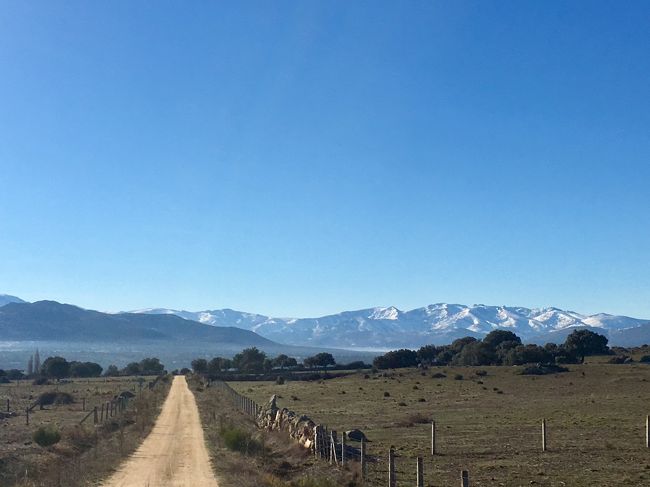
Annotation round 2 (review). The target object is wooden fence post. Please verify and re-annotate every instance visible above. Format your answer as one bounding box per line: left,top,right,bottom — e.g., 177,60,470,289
416,456,424,487
388,447,396,487
461,470,469,487
645,415,650,448
360,438,366,479
330,430,338,465
542,419,547,452
25,407,29,425
341,432,346,466
328,428,333,464
431,420,436,455
100,403,104,422
6,399,9,412
93,406,98,424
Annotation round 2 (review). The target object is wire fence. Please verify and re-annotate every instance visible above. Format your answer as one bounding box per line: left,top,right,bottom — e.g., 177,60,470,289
212,378,650,485
1,376,162,427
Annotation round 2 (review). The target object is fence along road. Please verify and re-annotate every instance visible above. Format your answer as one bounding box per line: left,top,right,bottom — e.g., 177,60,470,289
101,375,219,487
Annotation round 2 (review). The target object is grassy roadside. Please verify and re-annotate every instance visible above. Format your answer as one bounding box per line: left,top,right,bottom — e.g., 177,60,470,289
188,375,360,487
4,376,171,487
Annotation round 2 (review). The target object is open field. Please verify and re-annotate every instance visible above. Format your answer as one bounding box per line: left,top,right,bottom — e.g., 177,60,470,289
230,362,650,486
0,376,168,487
189,376,360,487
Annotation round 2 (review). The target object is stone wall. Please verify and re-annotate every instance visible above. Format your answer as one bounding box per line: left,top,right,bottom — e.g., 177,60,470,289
255,394,317,450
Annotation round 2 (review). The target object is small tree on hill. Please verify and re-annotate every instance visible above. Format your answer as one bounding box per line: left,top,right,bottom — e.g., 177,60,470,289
122,362,141,376
502,344,553,366
139,357,165,375
208,357,232,376
450,337,478,354
191,358,208,375
232,347,267,373
564,329,609,362
41,356,70,380
416,345,439,365
272,354,298,369
452,341,493,366
373,349,417,369
304,352,336,369
483,330,522,351
104,365,120,377
69,361,103,378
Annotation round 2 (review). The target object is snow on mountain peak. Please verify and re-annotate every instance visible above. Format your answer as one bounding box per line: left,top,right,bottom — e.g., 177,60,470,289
128,303,650,349
369,306,400,320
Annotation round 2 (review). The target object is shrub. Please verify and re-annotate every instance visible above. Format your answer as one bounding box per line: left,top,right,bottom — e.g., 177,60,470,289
33,425,61,447
518,364,569,376
220,426,263,455
383,391,390,397
276,376,285,385
431,372,446,379
475,370,488,376
36,392,74,408
640,355,650,363
293,477,338,487
454,374,464,380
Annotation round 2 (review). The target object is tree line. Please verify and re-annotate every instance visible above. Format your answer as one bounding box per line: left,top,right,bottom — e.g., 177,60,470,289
373,329,611,369
0,356,166,382
189,347,354,376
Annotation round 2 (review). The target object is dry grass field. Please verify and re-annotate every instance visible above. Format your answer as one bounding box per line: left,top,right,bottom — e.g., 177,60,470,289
230,362,650,486
190,376,360,487
0,376,168,487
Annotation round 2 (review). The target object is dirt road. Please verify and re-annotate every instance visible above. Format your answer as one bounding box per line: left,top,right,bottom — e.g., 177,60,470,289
101,375,218,487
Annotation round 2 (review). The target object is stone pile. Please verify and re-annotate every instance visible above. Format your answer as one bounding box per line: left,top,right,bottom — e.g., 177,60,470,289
256,394,317,449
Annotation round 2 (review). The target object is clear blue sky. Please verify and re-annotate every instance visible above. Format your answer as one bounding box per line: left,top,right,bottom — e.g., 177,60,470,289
1,1,649,318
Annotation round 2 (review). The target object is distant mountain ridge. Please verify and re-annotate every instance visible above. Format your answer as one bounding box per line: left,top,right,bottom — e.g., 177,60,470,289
132,304,650,348
0,299,378,369
0,300,275,346
3,294,648,349
0,294,26,307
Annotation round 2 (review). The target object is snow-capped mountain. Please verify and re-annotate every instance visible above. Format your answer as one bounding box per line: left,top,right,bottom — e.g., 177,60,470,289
131,304,650,349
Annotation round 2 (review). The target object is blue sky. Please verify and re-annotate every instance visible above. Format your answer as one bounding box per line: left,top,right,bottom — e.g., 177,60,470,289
1,1,649,318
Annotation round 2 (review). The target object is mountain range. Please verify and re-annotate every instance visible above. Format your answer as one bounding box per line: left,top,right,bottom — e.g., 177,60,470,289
0,300,274,345
2,296,649,352
0,299,375,369
131,303,650,348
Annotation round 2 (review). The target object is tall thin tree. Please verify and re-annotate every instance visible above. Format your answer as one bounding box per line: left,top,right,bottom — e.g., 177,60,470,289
27,356,33,376
34,349,41,375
